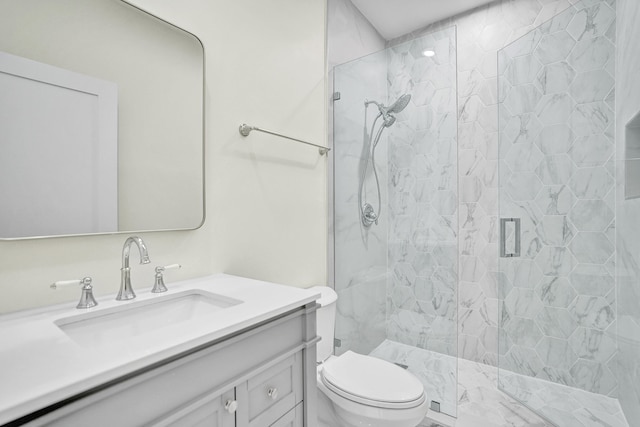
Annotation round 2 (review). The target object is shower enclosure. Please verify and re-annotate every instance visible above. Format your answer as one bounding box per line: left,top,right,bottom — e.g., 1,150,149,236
497,0,634,425
333,27,458,417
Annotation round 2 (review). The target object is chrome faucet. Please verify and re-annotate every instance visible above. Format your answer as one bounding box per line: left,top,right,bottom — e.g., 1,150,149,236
117,236,151,301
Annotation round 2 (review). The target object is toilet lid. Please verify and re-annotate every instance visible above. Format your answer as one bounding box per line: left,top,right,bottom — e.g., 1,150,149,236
321,351,425,409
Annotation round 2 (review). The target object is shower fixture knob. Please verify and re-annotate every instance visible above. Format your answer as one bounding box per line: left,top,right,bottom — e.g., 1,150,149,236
362,203,378,227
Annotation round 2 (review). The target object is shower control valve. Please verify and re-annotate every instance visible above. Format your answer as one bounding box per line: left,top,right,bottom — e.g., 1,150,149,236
362,203,378,227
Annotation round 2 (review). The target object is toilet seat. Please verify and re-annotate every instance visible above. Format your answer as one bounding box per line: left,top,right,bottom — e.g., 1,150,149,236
320,351,426,409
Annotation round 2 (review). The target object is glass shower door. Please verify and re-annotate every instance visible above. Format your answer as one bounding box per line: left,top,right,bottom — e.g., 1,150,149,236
498,1,623,425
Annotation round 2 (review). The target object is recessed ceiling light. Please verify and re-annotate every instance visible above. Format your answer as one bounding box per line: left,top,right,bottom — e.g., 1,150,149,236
422,49,435,57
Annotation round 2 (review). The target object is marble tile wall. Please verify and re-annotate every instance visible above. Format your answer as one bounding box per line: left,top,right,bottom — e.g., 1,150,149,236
388,0,617,372
613,0,640,424
385,28,459,357
496,0,618,399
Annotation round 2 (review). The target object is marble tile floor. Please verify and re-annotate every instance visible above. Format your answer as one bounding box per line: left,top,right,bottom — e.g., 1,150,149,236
370,339,458,416
499,371,629,427
370,340,629,427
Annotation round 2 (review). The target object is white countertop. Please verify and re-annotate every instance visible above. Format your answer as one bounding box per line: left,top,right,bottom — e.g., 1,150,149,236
0,274,319,425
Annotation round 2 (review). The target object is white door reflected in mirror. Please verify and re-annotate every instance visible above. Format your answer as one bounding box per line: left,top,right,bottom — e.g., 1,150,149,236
0,52,118,238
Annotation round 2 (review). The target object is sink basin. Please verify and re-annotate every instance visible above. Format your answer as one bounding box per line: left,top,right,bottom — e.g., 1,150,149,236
55,290,242,346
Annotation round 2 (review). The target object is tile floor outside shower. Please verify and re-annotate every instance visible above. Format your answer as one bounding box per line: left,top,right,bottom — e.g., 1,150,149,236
370,340,629,427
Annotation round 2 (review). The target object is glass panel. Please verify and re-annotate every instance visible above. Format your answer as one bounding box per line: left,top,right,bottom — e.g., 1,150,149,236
334,26,458,417
615,0,640,423
498,1,627,425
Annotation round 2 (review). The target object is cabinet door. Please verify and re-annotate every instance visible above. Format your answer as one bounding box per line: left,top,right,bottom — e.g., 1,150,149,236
153,388,236,427
237,352,303,427
270,403,303,427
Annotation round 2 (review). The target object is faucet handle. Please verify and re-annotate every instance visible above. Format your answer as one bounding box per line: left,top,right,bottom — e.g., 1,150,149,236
152,264,182,293
50,277,98,309
50,277,92,290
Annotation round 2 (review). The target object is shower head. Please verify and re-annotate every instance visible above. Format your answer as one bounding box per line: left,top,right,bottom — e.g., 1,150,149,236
364,93,411,127
378,94,411,125
387,94,411,115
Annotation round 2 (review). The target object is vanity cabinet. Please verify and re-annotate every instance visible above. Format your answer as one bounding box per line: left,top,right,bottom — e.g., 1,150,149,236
156,352,303,427
18,304,317,427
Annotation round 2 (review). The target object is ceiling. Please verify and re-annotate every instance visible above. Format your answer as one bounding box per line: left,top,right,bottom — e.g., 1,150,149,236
349,0,496,40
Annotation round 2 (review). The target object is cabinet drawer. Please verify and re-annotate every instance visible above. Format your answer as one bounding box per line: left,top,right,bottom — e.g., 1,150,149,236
153,388,235,427
246,352,302,427
270,402,303,427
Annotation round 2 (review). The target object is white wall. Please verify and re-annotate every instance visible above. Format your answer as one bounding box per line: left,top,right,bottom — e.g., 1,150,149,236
0,0,327,314
326,0,385,71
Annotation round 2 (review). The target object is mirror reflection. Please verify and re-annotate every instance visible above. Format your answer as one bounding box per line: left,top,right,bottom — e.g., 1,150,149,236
0,0,204,239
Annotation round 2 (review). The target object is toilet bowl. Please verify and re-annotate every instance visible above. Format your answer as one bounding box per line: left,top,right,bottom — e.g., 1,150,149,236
310,286,429,427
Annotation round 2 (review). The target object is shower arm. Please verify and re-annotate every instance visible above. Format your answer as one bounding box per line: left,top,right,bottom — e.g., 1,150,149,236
365,99,391,122
364,99,382,109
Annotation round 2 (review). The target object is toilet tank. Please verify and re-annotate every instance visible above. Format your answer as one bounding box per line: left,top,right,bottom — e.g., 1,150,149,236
308,286,337,363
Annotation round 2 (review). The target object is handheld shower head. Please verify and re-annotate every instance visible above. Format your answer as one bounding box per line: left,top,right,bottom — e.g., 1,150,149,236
375,94,412,125
387,94,411,114
359,93,411,228
364,93,411,128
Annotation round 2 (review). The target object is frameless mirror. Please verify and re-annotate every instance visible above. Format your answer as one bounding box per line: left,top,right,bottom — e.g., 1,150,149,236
0,0,204,239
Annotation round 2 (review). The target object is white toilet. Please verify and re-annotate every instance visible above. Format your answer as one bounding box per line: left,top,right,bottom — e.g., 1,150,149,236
311,286,429,427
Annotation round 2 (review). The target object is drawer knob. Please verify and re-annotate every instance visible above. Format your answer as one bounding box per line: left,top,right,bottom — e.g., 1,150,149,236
267,387,278,400
224,399,238,414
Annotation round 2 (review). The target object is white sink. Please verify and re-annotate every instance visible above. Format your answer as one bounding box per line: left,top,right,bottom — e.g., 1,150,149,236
54,290,242,346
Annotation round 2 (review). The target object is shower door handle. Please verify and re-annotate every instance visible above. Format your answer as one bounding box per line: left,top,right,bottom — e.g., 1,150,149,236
500,218,521,258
